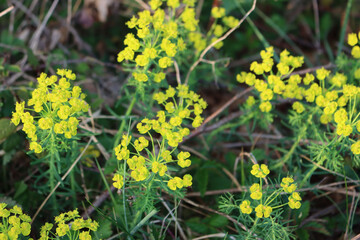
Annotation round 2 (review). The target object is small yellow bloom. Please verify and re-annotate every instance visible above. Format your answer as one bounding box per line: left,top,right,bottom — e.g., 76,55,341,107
250,183,262,200
259,101,272,112
281,177,297,193
183,174,192,187
351,46,360,58
30,141,42,153
159,57,172,68
250,164,270,178
288,192,301,209
240,200,252,214
255,204,272,218
348,33,358,46
211,7,225,18
112,173,124,189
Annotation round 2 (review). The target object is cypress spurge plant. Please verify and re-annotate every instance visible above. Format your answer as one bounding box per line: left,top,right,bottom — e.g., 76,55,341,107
11,69,89,201
237,35,360,172
0,203,99,240
112,84,207,229
219,164,301,239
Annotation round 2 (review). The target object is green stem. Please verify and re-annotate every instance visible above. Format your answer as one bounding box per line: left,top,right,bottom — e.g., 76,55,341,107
273,123,308,169
246,217,259,240
300,155,326,187
49,150,57,212
113,95,137,149
70,167,76,209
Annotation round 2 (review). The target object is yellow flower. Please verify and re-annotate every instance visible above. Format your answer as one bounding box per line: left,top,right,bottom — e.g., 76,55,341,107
133,72,148,82
255,204,272,218
281,177,297,193
159,57,172,68
143,48,157,59
288,192,301,209
303,73,315,85
316,67,331,81
260,89,273,101
183,174,192,187
168,178,177,190
320,114,332,124
177,151,191,168
192,116,203,128
351,141,360,154
351,46,360,58
250,164,270,178
348,33,358,46
211,7,226,18
330,72,347,87
135,55,149,67
323,101,337,115
222,16,239,28
250,183,262,200
250,61,264,75
149,0,162,10
134,137,149,152
246,96,256,107
336,123,352,137
240,200,252,214
167,0,180,8
137,26,150,38
154,72,166,83
57,105,71,120
292,102,304,113
355,68,360,79
343,84,358,98
259,101,272,112
56,223,69,237
112,173,124,189
38,117,53,130
79,231,92,240
30,141,43,153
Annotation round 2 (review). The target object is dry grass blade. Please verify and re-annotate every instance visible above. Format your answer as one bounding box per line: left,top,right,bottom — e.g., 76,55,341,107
0,5,14,18
29,0,59,50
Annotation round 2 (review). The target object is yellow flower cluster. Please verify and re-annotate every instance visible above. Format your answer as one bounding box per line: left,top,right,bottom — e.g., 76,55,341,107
0,204,31,240
239,164,301,218
113,85,207,191
237,38,360,157
11,69,89,153
40,209,98,240
152,84,207,130
117,1,199,83
237,46,304,113
114,134,193,191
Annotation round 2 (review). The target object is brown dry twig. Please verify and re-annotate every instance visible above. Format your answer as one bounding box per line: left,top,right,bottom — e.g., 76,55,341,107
29,0,60,51
182,87,253,143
